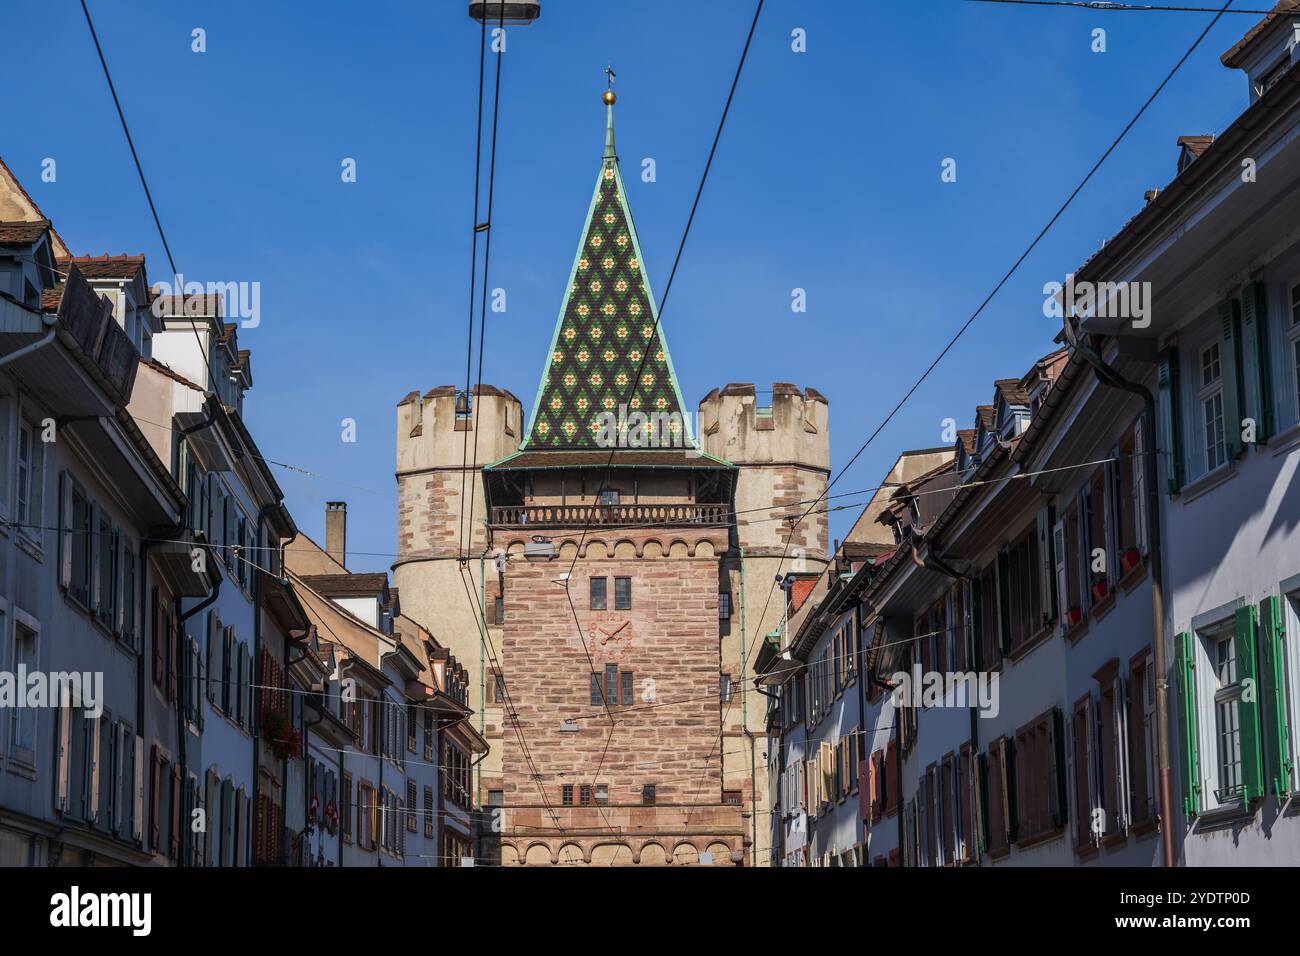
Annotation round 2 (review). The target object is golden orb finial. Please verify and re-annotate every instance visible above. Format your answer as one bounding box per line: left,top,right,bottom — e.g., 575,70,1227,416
603,89,617,106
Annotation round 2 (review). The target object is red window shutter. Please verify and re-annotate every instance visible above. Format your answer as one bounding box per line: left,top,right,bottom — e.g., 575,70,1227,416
885,740,899,814
256,793,265,862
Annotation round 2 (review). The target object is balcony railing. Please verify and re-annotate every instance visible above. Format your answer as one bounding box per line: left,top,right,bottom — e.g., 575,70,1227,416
490,503,730,528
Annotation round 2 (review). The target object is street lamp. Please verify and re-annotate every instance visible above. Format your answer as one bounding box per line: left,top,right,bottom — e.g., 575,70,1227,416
468,1,541,24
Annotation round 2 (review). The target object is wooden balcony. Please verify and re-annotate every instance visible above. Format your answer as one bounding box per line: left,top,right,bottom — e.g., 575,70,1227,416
490,502,730,529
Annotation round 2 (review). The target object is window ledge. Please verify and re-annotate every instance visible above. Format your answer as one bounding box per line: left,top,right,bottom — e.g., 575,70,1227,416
1064,618,1090,645
1193,799,1255,831
1074,843,1099,862
1007,623,1055,663
1130,816,1160,838
1100,831,1128,850
1090,592,1117,623
1268,420,1300,458
6,760,36,781
15,531,44,562
1013,825,1065,851
1119,560,1149,594
1178,462,1237,504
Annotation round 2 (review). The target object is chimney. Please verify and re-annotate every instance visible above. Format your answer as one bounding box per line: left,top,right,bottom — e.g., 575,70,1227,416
325,501,347,569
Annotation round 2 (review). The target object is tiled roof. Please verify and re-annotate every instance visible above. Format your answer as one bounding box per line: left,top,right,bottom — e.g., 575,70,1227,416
487,448,731,470
0,219,50,245
58,254,145,279
141,357,204,393
1222,1,1300,68
1178,135,1215,157
297,573,390,596
522,106,694,451
995,378,1031,406
957,428,977,454
976,405,995,430
41,286,62,312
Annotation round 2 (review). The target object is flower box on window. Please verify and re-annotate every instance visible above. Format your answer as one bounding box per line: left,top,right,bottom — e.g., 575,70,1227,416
1091,580,1110,604
1065,606,1083,628
1121,548,1142,575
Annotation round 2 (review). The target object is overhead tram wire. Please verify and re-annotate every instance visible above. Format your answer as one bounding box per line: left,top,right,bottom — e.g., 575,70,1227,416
965,0,1269,13
464,0,509,566
79,0,239,418
458,10,491,561
683,0,1238,831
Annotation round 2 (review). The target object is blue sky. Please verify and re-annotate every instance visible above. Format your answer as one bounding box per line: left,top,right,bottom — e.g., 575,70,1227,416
10,0,1256,572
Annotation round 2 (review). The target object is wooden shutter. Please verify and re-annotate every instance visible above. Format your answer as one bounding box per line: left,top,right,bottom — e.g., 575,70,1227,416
1220,299,1245,459
1037,505,1056,623
58,472,73,587
1048,708,1065,830
222,780,234,865
170,764,182,860
149,745,161,851
206,613,217,704
996,550,1012,655
88,716,102,823
1235,605,1264,801
1258,596,1293,797
999,736,1016,844
151,588,163,686
1157,348,1183,492
985,743,1003,851
55,698,72,811
1241,281,1274,440
1112,676,1131,833
132,735,144,842
917,776,929,867
1176,631,1200,817
1052,515,1069,625
1085,693,1101,843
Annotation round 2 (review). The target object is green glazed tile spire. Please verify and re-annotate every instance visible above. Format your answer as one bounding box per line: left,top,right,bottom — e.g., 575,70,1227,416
522,89,696,451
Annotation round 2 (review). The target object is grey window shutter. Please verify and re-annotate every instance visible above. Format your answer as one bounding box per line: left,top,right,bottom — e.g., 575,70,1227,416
1241,280,1274,440
1157,347,1183,492
1219,299,1245,460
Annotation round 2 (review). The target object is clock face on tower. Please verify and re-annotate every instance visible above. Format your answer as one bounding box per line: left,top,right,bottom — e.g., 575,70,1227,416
586,616,635,663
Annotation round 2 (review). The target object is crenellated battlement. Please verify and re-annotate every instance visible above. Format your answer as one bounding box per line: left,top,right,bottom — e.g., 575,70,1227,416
697,382,829,471
396,383,524,475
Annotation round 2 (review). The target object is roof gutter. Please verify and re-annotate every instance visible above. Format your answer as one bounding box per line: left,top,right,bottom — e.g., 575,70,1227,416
0,310,57,369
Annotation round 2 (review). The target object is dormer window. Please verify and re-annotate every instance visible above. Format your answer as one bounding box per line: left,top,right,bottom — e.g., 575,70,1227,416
1262,55,1290,95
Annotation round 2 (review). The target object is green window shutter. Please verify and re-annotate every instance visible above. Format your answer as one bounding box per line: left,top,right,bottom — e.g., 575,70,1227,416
1235,605,1264,801
1258,595,1291,798
1241,281,1274,441
1157,348,1183,492
1176,631,1200,817
1219,300,1245,460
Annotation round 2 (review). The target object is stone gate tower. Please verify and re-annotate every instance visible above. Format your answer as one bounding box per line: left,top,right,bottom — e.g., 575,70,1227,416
394,89,829,865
